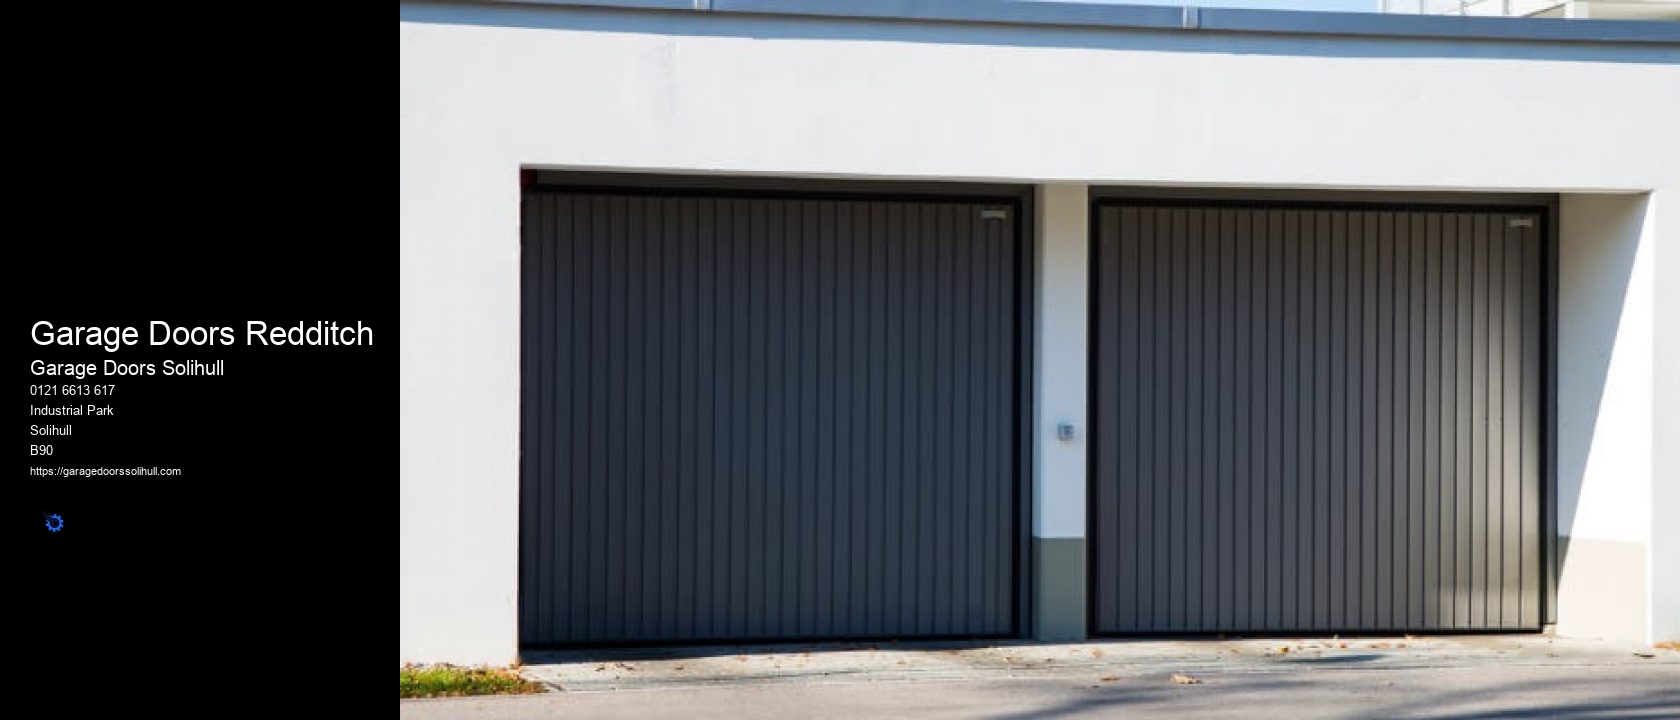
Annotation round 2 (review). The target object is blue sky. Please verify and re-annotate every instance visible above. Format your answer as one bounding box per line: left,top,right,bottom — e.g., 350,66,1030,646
1056,0,1379,11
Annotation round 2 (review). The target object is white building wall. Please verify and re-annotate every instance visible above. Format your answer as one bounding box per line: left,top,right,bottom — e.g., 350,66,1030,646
1033,184,1089,541
1652,189,1680,644
400,3,1680,663
1556,194,1655,643
399,153,521,665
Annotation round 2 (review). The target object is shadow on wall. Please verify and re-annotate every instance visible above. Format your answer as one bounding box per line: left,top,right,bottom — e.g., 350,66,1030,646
397,2,1680,65
1554,193,1649,631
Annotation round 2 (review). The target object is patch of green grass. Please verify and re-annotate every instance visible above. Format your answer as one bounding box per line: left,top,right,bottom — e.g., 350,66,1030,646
400,665,542,699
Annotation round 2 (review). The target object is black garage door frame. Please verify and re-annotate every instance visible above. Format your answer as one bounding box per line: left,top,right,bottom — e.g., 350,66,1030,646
518,170,1038,647
1084,188,1559,636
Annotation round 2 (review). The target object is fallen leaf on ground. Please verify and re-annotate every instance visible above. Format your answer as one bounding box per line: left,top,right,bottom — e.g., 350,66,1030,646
1100,675,1120,682
1171,674,1202,685
1279,647,1289,654
1654,641,1679,652
1339,642,1348,649
1090,649,1105,658
1633,651,1656,659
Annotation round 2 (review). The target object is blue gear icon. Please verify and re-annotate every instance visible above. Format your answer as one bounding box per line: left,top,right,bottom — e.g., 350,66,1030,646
46,514,63,532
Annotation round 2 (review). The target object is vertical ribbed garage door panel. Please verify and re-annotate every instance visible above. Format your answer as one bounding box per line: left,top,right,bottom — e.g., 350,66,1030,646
1092,203,1542,633
520,191,1018,644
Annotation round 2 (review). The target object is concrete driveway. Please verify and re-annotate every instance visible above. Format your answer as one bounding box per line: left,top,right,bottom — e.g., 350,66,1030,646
402,636,1680,719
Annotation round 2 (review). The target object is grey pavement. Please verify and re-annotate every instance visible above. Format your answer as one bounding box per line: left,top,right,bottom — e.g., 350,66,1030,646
402,636,1680,718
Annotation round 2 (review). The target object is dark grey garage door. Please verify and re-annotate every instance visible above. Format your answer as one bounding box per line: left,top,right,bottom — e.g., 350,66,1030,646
1091,202,1544,633
520,189,1022,644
